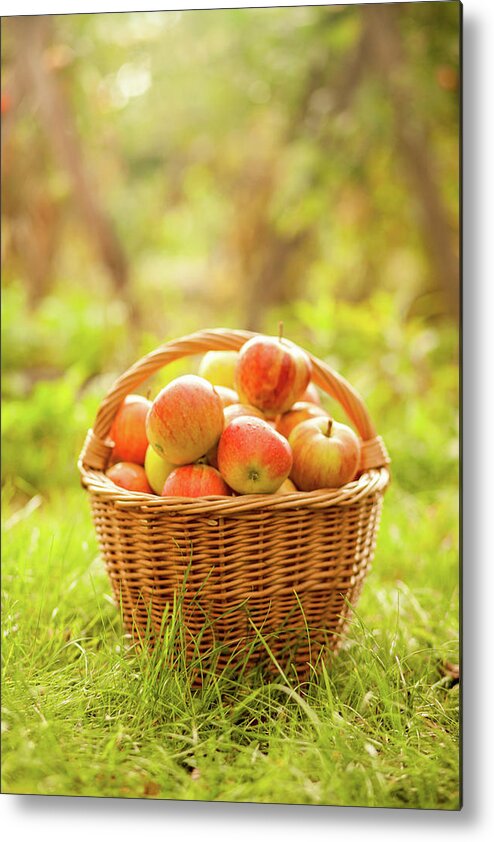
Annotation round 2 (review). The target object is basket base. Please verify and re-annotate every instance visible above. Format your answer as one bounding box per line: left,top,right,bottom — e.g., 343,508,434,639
119,597,355,686
89,469,386,686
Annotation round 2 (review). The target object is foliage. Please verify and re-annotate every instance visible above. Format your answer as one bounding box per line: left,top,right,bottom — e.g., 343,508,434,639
2,4,460,326
1,281,128,378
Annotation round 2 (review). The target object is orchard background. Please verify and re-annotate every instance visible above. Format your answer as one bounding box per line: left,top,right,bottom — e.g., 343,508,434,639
1,4,460,808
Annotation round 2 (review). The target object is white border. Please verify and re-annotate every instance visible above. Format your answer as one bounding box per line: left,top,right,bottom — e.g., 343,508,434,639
1,0,466,17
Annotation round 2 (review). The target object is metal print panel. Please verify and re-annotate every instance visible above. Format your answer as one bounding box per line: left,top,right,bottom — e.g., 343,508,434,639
1,1,461,810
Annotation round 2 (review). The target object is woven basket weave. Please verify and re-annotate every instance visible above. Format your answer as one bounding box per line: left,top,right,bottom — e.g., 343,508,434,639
78,328,390,677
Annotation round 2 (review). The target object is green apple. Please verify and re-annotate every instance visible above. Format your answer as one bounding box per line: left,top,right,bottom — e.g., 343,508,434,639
198,351,239,389
274,478,298,494
144,444,174,494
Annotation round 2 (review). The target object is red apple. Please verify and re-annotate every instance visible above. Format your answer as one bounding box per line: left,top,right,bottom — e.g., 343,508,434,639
146,375,224,465
288,416,360,490
198,350,239,389
144,444,174,494
109,395,151,465
214,385,240,407
224,403,266,425
106,462,153,494
300,382,322,405
217,416,293,494
205,403,265,468
276,401,329,440
162,464,231,497
235,333,312,415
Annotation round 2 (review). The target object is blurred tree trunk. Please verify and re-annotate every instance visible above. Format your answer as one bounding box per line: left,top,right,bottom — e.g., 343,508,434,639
237,5,460,326
363,5,460,321
1,27,61,305
10,16,137,317
230,147,315,332
236,11,370,331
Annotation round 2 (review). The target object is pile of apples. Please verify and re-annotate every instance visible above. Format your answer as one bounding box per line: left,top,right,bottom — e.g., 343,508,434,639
106,331,361,498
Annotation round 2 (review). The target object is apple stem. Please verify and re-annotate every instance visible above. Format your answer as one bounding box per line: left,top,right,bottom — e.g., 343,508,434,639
278,321,284,343
325,418,333,437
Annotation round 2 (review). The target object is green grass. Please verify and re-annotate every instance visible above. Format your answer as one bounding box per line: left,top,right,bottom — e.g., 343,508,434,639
1,481,459,808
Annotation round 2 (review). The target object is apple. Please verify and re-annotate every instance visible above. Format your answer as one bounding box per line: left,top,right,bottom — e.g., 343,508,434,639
146,374,224,465
235,332,311,415
288,416,360,490
144,444,174,494
109,394,151,465
162,464,231,497
106,462,153,494
223,403,266,425
276,401,329,440
217,416,293,494
198,350,239,389
274,478,299,494
300,382,322,405
205,403,266,468
214,385,239,407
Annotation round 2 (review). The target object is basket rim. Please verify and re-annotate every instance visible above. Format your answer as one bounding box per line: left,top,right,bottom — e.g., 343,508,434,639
79,460,389,514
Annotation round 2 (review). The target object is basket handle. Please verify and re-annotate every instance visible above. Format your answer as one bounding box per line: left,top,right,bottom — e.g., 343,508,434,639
79,328,390,472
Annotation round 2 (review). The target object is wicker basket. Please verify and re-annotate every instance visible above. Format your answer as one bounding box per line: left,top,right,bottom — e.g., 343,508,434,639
78,328,390,678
